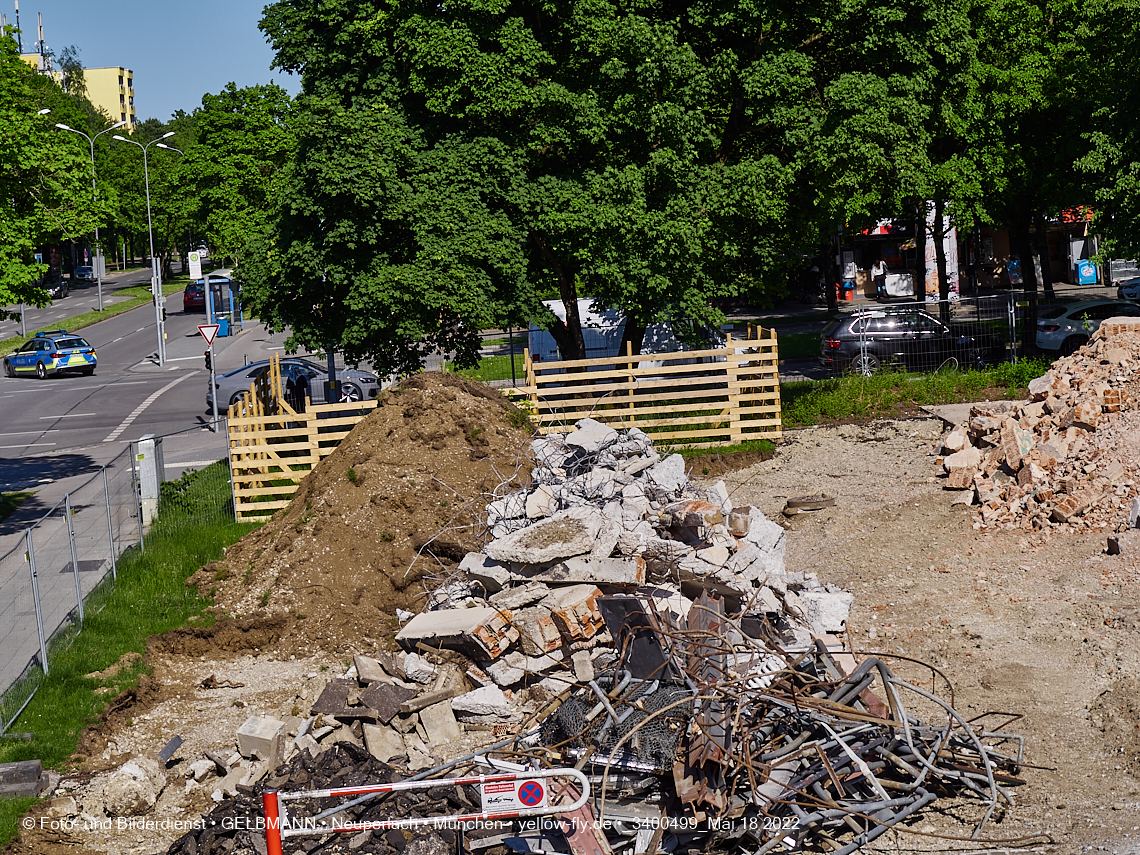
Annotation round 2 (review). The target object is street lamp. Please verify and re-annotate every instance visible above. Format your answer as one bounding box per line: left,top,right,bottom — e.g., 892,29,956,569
55,119,127,311
113,130,174,365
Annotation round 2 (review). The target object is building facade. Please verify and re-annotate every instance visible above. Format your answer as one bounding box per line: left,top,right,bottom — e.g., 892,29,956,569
84,66,135,130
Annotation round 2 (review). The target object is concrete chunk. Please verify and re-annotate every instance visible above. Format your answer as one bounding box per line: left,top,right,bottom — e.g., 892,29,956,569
797,591,855,633
459,552,511,594
353,655,390,685
522,555,645,586
511,605,563,655
566,417,619,453
542,584,605,643
450,686,516,719
526,485,559,519
236,716,285,760
646,453,686,493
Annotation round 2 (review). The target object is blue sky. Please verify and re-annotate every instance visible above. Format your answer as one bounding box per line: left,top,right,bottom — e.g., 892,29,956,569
5,0,299,121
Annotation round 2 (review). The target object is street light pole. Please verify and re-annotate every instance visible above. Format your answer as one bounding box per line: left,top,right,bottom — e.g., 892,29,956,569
55,120,127,312
114,130,174,365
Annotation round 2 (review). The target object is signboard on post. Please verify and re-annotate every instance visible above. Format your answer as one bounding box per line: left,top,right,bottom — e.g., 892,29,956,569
198,324,220,346
188,251,202,281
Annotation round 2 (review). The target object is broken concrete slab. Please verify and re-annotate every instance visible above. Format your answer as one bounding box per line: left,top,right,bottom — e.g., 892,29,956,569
797,590,855,633
402,652,437,685
565,417,619,453
542,584,605,643
520,554,645,586
352,654,390,685
0,760,45,798
396,606,518,659
363,724,406,764
646,453,686,493
526,484,559,519
459,552,511,594
489,582,551,610
418,700,462,745
511,605,563,656
485,505,619,564
360,682,418,724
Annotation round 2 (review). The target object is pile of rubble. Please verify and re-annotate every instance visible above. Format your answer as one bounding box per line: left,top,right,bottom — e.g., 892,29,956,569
938,324,1140,530
154,418,1028,855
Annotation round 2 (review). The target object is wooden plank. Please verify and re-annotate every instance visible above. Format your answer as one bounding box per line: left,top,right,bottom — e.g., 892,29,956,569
534,360,733,384
532,378,733,400
535,402,732,421
234,486,301,499
531,340,770,371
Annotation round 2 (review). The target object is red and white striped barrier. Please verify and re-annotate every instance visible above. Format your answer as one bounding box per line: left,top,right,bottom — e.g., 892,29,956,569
263,767,590,855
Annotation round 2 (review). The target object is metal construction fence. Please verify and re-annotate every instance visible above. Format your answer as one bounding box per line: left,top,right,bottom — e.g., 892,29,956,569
0,424,230,735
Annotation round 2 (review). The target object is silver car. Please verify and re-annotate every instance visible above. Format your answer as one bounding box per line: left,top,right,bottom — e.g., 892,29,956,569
1117,277,1140,300
206,357,380,410
1035,299,1140,353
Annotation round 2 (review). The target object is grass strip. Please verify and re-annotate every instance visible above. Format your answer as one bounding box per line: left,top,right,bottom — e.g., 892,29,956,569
451,352,528,383
781,358,1052,427
0,491,33,524
0,461,258,849
0,276,190,356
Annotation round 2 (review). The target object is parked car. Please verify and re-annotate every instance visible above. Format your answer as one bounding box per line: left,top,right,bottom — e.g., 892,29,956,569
1116,277,1140,301
206,357,380,410
819,307,1004,374
73,265,94,282
1036,299,1140,353
47,279,69,299
3,330,96,378
183,282,205,312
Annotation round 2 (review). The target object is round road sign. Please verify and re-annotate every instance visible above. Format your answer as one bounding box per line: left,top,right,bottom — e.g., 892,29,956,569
517,780,544,807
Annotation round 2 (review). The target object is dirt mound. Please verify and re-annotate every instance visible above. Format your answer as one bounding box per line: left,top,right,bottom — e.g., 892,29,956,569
146,616,290,658
194,373,533,654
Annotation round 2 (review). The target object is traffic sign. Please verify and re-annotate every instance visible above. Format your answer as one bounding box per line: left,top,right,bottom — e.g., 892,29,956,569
481,778,548,811
188,251,202,280
198,324,220,346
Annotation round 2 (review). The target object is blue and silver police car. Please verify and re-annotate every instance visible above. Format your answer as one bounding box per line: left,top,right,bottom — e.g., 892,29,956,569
3,330,97,378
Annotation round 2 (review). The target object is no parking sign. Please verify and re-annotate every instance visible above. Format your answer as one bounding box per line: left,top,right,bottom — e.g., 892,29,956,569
481,777,548,811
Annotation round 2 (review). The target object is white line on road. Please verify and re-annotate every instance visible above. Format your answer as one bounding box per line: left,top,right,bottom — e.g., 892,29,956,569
102,373,193,443
0,442,56,449
0,429,60,435
38,413,97,419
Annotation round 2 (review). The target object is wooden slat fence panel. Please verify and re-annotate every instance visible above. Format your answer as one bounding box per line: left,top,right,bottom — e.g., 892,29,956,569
226,354,380,520
507,332,782,448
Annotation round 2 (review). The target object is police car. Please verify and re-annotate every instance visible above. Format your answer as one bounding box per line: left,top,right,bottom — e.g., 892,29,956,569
3,330,97,378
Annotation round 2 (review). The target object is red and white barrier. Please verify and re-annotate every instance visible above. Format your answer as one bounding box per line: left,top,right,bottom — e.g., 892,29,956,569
263,767,590,855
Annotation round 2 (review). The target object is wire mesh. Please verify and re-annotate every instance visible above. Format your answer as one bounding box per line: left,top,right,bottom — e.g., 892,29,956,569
105,444,141,556
27,503,82,656
0,540,43,733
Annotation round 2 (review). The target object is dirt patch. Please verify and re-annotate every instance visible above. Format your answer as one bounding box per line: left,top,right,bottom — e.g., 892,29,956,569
683,446,776,477
1089,677,1140,778
197,373,534,655
73,673,169,764
83,652,141,681
145,615,290,658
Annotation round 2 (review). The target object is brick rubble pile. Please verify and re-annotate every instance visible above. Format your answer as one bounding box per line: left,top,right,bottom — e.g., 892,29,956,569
939,322,1140,530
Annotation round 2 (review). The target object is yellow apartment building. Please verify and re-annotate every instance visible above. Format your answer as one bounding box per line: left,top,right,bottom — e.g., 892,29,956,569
84,66,136,130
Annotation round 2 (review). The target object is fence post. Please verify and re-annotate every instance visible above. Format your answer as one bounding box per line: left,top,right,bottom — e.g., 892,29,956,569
626,340,635,428
103,467,118,581
64,494,84,625
726,332,743,444
130,442,145,551
26,529,49,675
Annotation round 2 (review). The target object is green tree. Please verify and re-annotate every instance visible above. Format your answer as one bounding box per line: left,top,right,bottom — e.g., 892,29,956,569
0,32,99,307
177,83,294,269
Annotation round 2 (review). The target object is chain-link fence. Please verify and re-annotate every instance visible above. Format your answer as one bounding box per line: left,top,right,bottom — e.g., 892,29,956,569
0,425,230,735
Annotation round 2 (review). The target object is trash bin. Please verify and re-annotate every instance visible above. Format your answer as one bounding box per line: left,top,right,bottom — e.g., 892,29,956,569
842,282,856,302
217,317,230,337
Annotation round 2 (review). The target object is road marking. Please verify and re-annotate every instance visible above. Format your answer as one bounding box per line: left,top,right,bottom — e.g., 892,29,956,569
0,442,56,449
0,430,60,436
162,355,205,362
38,413,97,419
111,336,123,343
102,373,193,443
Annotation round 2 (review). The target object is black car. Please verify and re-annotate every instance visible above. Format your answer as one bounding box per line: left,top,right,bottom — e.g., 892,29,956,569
820,308,1004,374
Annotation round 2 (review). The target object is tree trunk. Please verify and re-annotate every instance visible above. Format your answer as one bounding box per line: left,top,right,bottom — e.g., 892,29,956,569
619,318,647,357
1034,212,1055,298
1012,213,1038,357
824,231,839,313
933,199,950,325
531,231,586,360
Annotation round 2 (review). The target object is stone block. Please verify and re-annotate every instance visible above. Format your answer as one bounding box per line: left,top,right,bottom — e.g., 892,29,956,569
942,428,967,453
1027,372,1055,400
1000,420,1033,471
695,544,731,566
236,716,285,760
402,653,437,684
1050,483,1108,523
100,757,166,817
706,480,733,512
946,467,974,489
1017,462,1047,488
943,446,981,473
797,591,855,633
483,652,526,687
666,500,724,530
489,582,550,610
566,417,619,453
542,584,605,643
418,701,462,745
459,552,511,594
571,650,595,682
0,760,44,798
450,686,515,719
485,505,618,564
360,682,418,724
363,724,406,763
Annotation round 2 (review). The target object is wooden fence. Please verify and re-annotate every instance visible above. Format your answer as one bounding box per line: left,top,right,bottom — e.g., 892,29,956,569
227,354,378,520
510,331,782,447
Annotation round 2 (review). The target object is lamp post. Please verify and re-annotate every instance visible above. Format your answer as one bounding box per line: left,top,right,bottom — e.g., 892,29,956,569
55,119,127,312
113,130,174,365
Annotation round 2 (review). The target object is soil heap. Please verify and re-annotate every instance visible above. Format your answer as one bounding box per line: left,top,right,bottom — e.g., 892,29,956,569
937,322,1140,531
193,373,534,652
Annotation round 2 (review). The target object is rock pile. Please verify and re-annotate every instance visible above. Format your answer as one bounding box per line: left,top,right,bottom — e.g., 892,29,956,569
938,323,1140,531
